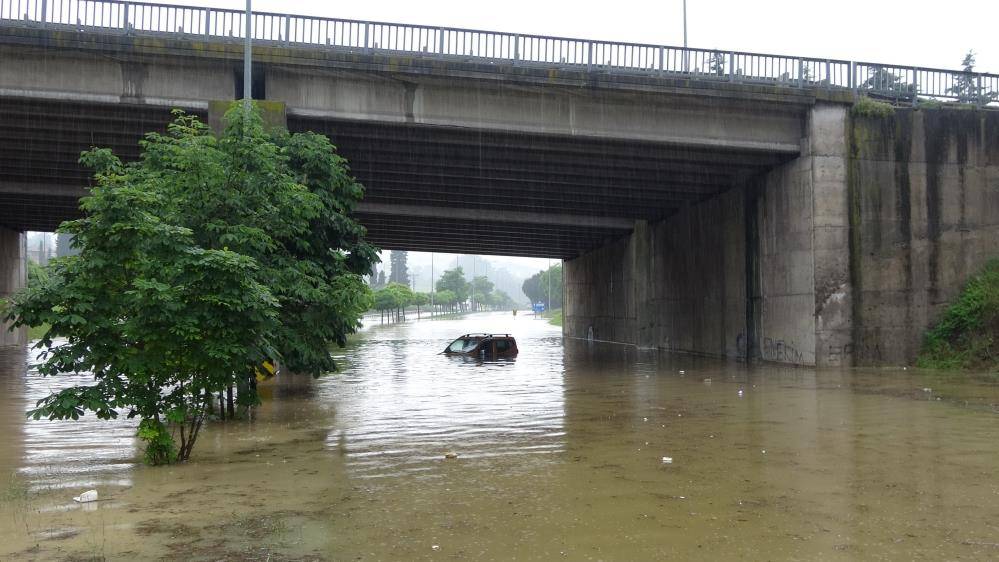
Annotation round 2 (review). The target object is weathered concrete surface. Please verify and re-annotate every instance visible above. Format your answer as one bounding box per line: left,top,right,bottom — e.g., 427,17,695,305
0,41,803,153
566,104,851,365
566,104,998,367
753,104,852,366
849,108,999,365
0,227,27,347
565,188,746,359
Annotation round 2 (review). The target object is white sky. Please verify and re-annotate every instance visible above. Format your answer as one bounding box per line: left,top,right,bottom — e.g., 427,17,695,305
173,0,998,71
161,0,999,274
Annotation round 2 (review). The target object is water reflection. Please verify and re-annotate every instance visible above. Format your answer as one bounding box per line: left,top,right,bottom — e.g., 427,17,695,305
0,313,998,559
0,345,137,492
319,313,565,479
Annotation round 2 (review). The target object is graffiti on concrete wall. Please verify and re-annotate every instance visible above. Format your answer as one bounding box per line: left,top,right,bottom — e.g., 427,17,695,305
761,337,804,364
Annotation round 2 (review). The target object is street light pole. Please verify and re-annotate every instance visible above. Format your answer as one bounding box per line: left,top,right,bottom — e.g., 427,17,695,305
683,0,687,50
682,0,689,72
244,0,252,111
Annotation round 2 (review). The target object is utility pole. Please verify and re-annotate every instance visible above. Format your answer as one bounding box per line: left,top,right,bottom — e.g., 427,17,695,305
430,253,434,316
682,0,689,73
471,255,476,312
683,0,687,50
243,1,252,113
547,258,551,315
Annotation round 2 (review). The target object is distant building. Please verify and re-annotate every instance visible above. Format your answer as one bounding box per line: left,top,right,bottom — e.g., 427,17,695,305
56,233,79,258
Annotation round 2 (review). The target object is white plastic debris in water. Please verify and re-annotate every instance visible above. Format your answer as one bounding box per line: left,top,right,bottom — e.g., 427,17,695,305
922,388,932,393
761,450,767,454
661,456,673,464
431,545,440,551
643,417,648,422
73,490,98,503
679,370,685,374
737,390,744,397
703,378,712,384
444,452,458,460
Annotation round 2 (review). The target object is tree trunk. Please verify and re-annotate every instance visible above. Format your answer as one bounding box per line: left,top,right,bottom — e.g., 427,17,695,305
226,386,235,419
218,392,225,421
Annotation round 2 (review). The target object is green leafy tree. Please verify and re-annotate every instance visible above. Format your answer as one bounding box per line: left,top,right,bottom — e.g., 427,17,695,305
436,267,470,311
707,51,726,76
522,273,543,305
3,105,376,464
388,251,410,286
471,275,494,311
947,51,997,104
539,264,563,309
26,260,48,287
862,66,915,101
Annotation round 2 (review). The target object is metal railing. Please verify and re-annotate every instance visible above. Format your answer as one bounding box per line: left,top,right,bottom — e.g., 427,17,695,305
2,0,997,106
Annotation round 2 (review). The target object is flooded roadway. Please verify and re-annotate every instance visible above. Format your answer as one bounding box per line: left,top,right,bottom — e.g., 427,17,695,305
1,311,998,560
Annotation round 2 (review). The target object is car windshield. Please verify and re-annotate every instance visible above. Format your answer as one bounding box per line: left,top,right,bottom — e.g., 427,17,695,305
447,337,482,352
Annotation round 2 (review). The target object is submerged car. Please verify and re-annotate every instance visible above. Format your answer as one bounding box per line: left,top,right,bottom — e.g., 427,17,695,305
442,333,519,357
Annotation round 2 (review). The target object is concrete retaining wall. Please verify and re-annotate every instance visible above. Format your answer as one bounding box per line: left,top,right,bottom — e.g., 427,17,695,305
566,104,998,367
565,188,747,360
0,227,26,347
849,108,999,365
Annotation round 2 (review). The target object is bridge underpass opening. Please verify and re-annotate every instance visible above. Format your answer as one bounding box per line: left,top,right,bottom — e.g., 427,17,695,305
0,97,793,260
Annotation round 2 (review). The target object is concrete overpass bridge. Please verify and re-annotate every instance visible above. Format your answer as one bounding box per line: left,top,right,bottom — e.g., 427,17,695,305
1,0,998,367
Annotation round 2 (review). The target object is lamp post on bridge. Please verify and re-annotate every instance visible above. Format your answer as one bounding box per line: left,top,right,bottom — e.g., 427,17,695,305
682,0,689,72
244,1,252,113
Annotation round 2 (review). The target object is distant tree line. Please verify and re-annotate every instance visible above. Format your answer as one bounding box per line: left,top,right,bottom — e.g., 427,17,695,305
522,263,562,309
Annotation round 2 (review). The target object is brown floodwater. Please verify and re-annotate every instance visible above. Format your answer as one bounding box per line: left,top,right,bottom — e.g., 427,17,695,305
1,311,998,560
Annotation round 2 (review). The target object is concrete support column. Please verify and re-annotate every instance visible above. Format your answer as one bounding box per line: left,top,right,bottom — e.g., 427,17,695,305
0,227,27,347
809,105,853,366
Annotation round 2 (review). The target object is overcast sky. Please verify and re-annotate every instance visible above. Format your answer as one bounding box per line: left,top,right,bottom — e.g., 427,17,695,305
172,0,997,71
161,0,999,275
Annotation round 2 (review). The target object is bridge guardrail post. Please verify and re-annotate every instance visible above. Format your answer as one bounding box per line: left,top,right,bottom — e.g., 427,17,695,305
976,75,983,107
284,15,290,44
658,46,664,76
728,51,734,82
849,61,855,91
204,9,210,39
364,22,370,53
40,0,47,27
912,67,919,106
587,42,593,71
437,27,444,54
825,59,831,91
513,34,520,64
797,58,803,87
123,2,131,34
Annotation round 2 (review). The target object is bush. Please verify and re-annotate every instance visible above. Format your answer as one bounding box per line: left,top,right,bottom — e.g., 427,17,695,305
852,96,895,118
917,259,999,371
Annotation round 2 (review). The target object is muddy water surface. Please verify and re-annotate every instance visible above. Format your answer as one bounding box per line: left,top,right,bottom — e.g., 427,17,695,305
1,312,998,560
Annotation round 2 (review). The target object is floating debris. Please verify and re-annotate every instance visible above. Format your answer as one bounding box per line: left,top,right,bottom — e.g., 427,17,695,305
661,456,673,464
432,545,440,551
703,378,712,384
444,452,459,460
73,490,98,503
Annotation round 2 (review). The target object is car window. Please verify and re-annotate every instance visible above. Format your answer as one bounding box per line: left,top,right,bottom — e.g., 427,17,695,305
495,339,510,352
448,339,467,352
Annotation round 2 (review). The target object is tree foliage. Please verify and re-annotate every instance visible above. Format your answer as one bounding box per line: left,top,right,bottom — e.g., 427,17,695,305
388,250,410,286
2,105,376,463
522,263,563,309
947,51,998,105
436,267,470,308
